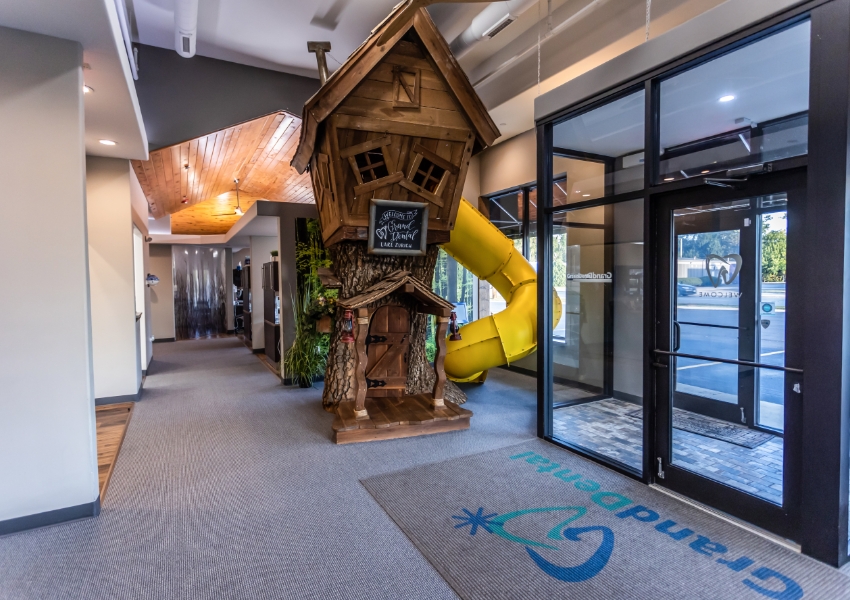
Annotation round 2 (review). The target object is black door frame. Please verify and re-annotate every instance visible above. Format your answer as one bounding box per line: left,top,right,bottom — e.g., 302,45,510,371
651,169,806,541
536,0,850,566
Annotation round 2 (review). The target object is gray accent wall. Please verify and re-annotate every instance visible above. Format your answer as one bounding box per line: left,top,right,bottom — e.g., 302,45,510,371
149,244,176,340
133,44,320,150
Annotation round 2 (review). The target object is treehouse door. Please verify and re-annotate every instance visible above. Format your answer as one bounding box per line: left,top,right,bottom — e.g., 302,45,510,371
365,305,410,397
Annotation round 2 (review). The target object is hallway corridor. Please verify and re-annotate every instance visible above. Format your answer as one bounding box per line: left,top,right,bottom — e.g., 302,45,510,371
0,337,538,599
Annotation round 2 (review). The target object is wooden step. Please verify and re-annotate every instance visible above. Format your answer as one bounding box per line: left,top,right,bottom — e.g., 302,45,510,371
331,394,472,444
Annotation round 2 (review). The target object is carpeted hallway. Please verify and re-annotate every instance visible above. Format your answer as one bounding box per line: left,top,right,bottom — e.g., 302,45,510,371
0,337,539,599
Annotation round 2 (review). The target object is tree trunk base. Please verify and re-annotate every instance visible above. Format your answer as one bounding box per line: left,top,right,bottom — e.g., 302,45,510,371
321,241,468,412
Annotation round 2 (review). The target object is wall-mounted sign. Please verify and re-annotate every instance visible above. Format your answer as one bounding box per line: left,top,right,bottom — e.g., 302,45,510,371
761,302,775,314
566,272,612,283
368,199,428,256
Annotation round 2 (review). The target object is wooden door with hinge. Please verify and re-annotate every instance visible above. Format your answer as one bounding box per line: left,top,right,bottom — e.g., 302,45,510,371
365,305,410,397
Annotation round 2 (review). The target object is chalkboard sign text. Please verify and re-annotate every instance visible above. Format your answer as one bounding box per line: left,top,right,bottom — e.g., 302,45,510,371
368,199,429,255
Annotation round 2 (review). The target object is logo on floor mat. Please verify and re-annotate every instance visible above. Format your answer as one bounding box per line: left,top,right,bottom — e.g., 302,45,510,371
452,506,614,582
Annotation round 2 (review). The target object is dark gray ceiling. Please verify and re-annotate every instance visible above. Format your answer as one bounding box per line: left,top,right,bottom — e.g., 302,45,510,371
134,44,320,150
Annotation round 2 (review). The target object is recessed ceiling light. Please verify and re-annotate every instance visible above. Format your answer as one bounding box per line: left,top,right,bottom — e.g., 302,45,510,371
701,170,710,174
575,190,581,193
583,194,590,197
664,177,675,181
718,94,736,103
99,139,117,146
83,85,94,94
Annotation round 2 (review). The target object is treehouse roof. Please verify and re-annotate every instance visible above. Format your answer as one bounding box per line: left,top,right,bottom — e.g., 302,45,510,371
290,4,500,174
340,270,454,313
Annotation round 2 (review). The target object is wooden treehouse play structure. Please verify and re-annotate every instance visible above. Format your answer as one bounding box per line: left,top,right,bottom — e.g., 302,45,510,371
332,271,472,443
291,2,499,443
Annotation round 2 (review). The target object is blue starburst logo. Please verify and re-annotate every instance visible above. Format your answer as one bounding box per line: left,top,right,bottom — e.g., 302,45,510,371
452,507,499,535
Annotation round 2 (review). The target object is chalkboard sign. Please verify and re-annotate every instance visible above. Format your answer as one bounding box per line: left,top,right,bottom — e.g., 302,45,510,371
368,199,429,256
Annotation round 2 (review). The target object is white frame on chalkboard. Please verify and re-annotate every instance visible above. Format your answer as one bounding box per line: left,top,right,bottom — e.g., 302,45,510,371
368,199,429,256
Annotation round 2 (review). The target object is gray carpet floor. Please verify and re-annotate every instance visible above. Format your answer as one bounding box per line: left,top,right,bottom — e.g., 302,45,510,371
0,337,539,600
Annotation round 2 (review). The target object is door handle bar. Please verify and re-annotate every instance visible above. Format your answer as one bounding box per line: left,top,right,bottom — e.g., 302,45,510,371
673,321,681,352
653,349,802,374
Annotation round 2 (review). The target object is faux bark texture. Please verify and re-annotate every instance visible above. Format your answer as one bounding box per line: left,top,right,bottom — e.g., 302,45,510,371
322,241,467,412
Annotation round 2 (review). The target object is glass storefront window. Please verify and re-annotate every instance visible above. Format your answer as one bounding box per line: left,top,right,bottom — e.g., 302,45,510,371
552,89,646,203
429,249,476,361
550,199,645,473
658,20,810,183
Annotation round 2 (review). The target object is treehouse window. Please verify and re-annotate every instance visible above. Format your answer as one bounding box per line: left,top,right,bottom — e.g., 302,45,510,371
411,157,446,193
353,149,390,183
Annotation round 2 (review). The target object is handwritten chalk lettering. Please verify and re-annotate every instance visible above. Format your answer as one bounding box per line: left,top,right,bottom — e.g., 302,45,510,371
369,199,428,256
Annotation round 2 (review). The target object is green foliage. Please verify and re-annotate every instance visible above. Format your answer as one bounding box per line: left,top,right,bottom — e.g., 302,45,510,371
679,230,740,260
425,334,437,363
283,280,327,387
761,230,787,282
285,219,336,386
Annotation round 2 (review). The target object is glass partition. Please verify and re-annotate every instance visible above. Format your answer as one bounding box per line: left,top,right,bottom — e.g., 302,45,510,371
552,89,645,203
658,20,810,183
550,199,644,473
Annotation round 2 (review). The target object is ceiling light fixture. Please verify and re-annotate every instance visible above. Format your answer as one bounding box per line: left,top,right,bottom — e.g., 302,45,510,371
718,94,736,103
234,178,244,216
583,194,590,197
664,177,675,182
99,139,117,146
83,85,94,94
701,170,710,174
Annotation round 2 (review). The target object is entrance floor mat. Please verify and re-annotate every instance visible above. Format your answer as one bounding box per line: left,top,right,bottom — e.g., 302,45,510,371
362,439,849,600
628,407,775,448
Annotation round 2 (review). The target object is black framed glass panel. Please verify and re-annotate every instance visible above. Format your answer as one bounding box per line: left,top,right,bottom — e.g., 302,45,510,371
550,199,644,474
553,89,645,203
658,20,810,183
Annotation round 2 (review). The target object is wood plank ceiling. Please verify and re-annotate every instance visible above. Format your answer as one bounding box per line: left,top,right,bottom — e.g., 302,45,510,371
132,111,314,235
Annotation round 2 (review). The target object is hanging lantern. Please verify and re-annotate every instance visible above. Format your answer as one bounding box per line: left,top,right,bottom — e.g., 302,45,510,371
449,310,462,341
341,308,355,343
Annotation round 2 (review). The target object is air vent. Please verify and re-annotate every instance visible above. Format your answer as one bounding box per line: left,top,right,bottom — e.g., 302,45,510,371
182,36,191,54
483,15,516,39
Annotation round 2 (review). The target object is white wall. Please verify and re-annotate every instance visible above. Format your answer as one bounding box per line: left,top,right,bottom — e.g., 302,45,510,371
0,27,99,522
250,236,278,350
480,130,537,196
149,244,175,340
130,168,153,367
133,226,148,372
461,154,481,207
86,156,141,401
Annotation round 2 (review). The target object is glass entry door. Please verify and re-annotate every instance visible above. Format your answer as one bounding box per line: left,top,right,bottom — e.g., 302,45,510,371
652,172,804,540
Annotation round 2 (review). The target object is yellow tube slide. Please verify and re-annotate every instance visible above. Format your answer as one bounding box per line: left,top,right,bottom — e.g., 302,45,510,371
440,199,563,382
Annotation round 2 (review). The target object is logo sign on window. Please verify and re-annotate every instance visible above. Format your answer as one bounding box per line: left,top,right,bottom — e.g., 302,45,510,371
566,272,612,283
705,253,742,288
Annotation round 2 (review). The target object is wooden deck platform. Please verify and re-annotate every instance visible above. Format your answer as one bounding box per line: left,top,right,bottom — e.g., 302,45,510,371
96,402,134,501
332,393,472,444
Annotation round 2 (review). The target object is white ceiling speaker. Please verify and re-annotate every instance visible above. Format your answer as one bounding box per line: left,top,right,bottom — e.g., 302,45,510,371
174,0,199,58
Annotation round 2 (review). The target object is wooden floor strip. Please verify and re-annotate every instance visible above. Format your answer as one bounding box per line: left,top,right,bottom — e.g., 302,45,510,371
96,402,134,502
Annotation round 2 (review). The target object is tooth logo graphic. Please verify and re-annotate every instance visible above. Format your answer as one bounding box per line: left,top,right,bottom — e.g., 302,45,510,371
705,253,742,288
452,506,614,583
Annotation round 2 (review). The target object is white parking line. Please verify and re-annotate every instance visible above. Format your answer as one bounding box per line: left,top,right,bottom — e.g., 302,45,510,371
677,362,722,370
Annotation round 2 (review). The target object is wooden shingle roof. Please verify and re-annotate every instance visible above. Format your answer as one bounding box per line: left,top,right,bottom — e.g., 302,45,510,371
340,270,454,313
290,4,500,174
